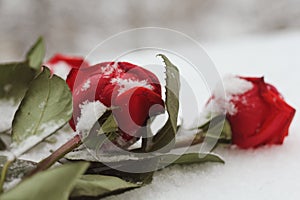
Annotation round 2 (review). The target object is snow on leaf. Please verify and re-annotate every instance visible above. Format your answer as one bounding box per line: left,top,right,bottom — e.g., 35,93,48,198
11,67,72,157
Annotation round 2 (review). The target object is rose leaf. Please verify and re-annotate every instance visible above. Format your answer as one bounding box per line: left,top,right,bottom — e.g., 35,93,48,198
11,67,72,156
0,37,46,132
198,115,232,143
158,152,224,167
0,162,89,200
70,174,140,199
25,37,46,71
149,54,180,152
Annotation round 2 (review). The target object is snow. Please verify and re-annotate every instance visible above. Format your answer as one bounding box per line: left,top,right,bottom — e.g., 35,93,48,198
3,178,21,191
111,78,153,95
38,101,46,109
100,63,118,77
66,148,140,162
0,99,19,132
76,101,107,134
221,75,253,96
205,75,253,116
19,126,76,162
10,135,54,158
3,84,12,93
7,119,66,158
51,61,71,80
81,79,91,91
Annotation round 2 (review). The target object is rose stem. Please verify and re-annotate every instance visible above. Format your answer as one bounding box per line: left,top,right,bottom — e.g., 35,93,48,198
26,134,82,178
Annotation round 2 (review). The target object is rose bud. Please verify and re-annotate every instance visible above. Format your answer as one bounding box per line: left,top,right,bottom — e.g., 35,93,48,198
206,75,295,149
44,54,89,80
67,61,164,148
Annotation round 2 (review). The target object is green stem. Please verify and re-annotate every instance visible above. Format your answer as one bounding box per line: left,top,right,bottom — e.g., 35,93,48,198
0,158,15,193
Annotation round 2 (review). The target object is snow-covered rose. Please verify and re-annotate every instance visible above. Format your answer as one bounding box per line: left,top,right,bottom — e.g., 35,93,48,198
66,61,164,147
207,76,295,148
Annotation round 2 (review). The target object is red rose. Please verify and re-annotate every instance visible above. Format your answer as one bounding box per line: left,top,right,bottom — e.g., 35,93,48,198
66,61,164,147
45,54,89,79
208,76,295,149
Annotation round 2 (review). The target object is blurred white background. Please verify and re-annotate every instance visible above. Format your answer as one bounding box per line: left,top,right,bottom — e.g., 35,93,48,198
0,0,299,60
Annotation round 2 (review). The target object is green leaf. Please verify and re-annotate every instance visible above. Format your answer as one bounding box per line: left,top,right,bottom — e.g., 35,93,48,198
159,153,224,166
26,37,45,71
0,63,36,101
219,118,232,142
97,113,118,135
0,37,45,132
83,111,118,150
0,162,89,200
85,153,223,169
198,115,232,143
149,54,180,152
0,37,45,100
70,174,140,198
11,67,72,155
0,63,36,132
85,158,155,186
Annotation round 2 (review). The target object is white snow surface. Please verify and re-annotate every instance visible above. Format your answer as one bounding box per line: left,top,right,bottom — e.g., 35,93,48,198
102,31,300,199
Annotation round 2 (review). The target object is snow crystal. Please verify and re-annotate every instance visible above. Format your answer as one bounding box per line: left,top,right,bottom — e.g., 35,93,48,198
3,178,21,191
51,61,72,80
3,84,12,92
81,79,91,91
76,101,107,133
38,101,46,109
99,63,117,77
111,78,153,95
205,75,253,116
0,99,19,132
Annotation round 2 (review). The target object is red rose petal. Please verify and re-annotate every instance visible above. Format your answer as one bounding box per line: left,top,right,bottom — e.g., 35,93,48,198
113,87,164,136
